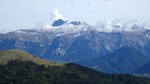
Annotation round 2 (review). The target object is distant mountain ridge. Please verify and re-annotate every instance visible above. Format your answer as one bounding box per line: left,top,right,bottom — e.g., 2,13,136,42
132,62,150,74
76,47,150,73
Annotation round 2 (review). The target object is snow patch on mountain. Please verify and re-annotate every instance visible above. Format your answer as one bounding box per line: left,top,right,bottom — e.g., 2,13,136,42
14,20,92,37
95,19,150,32
39,20,91,32
12,17,150,36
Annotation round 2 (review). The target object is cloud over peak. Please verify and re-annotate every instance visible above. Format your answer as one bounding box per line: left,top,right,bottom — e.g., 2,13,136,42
51,9,65,21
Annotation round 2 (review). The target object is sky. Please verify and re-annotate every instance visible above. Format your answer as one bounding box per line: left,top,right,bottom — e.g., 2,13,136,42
0,0,150,32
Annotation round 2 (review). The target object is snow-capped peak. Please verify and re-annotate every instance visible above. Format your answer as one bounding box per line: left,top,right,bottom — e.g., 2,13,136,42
95,19,150,32
12,18,150,35
24,20,92,35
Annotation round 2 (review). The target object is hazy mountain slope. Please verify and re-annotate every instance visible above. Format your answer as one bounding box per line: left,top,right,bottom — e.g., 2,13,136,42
76,47,150,73
43,33,75,61
132,62,150,74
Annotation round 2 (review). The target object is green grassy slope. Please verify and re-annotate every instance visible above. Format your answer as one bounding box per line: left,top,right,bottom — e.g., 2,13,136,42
0,49,63,66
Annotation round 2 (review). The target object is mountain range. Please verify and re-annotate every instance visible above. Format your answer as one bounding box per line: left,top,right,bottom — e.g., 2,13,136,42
76,47,150,73
0,19,150,74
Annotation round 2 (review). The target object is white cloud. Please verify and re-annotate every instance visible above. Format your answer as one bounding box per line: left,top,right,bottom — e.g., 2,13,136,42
95,20,115,32
51,9,65,20
95,19,150,32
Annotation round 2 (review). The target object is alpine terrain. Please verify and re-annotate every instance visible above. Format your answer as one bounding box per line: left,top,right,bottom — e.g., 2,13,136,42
0,18,150,74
